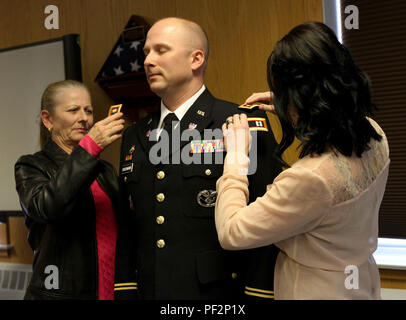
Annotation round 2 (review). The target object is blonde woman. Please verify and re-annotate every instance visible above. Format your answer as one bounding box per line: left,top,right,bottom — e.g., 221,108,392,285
15,80,136,299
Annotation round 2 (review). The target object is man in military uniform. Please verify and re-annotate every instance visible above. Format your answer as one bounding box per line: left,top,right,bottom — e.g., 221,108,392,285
120,17,281,299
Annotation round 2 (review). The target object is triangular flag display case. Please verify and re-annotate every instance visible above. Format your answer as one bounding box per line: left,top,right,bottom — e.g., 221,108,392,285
95,15,160,122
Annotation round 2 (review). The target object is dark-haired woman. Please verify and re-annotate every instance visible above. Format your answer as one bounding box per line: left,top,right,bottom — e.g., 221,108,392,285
215,22,389,299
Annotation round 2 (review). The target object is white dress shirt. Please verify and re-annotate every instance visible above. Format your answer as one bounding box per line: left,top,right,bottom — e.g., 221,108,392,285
156,85,206,139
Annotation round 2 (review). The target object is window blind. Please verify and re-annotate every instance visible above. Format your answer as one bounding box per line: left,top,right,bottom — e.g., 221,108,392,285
341,0,406,238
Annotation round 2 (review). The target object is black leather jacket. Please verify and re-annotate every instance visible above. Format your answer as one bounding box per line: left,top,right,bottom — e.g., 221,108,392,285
14,139,136,300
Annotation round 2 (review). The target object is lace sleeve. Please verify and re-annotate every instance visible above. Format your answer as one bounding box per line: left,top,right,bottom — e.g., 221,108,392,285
215,165,333,250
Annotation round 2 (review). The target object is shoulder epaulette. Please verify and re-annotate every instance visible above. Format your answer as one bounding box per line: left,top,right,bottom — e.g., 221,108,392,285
238,103,261,110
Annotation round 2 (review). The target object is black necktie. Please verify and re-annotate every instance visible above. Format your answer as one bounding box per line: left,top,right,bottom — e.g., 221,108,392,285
160,113,179,154
162,112,179,134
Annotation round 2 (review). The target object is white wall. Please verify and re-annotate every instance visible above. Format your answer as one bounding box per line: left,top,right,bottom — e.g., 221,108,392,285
0,40,65,211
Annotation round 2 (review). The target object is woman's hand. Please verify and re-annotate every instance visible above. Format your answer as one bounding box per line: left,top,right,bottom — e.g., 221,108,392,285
222,113,251,159
87,112,125,149
244,91,276,114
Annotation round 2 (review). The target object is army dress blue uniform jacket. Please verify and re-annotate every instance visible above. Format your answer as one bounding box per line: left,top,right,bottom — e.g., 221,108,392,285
119,89,282,300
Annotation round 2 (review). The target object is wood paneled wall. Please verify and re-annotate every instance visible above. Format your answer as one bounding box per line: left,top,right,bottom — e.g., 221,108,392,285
380,269,406,290
0,218,33,263
0,0,322,263
0,0,323,168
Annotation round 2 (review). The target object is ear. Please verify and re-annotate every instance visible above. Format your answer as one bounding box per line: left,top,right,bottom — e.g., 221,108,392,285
190,49,205,71
41,110,53,131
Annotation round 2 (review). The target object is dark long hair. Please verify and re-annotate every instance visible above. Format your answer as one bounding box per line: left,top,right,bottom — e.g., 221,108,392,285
267,21,382,167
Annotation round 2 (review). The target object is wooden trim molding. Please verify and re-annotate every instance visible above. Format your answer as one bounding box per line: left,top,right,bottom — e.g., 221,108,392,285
0,220,10,258
380,269,406,289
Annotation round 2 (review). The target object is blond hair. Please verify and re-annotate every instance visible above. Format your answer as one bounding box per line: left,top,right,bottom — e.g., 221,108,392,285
40,80,90,148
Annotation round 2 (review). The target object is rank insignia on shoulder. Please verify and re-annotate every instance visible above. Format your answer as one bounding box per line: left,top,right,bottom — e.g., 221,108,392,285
197,110,205,117
247,117,268,131
190,139,224,153
239,103,261,110
108,104,122,116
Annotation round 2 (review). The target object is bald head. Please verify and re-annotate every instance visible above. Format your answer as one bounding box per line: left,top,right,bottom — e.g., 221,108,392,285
151,17,209,68
143,17,210,107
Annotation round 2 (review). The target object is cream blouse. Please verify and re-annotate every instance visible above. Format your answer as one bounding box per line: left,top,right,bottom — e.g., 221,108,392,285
215,118,389,299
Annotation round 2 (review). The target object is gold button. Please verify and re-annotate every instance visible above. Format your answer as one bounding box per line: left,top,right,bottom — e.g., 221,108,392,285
231,272,238,279
156,239,165,248
156,216,165,225
124,176,128,182
156,171,165,180
205,169,212,176
156,193,165,202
